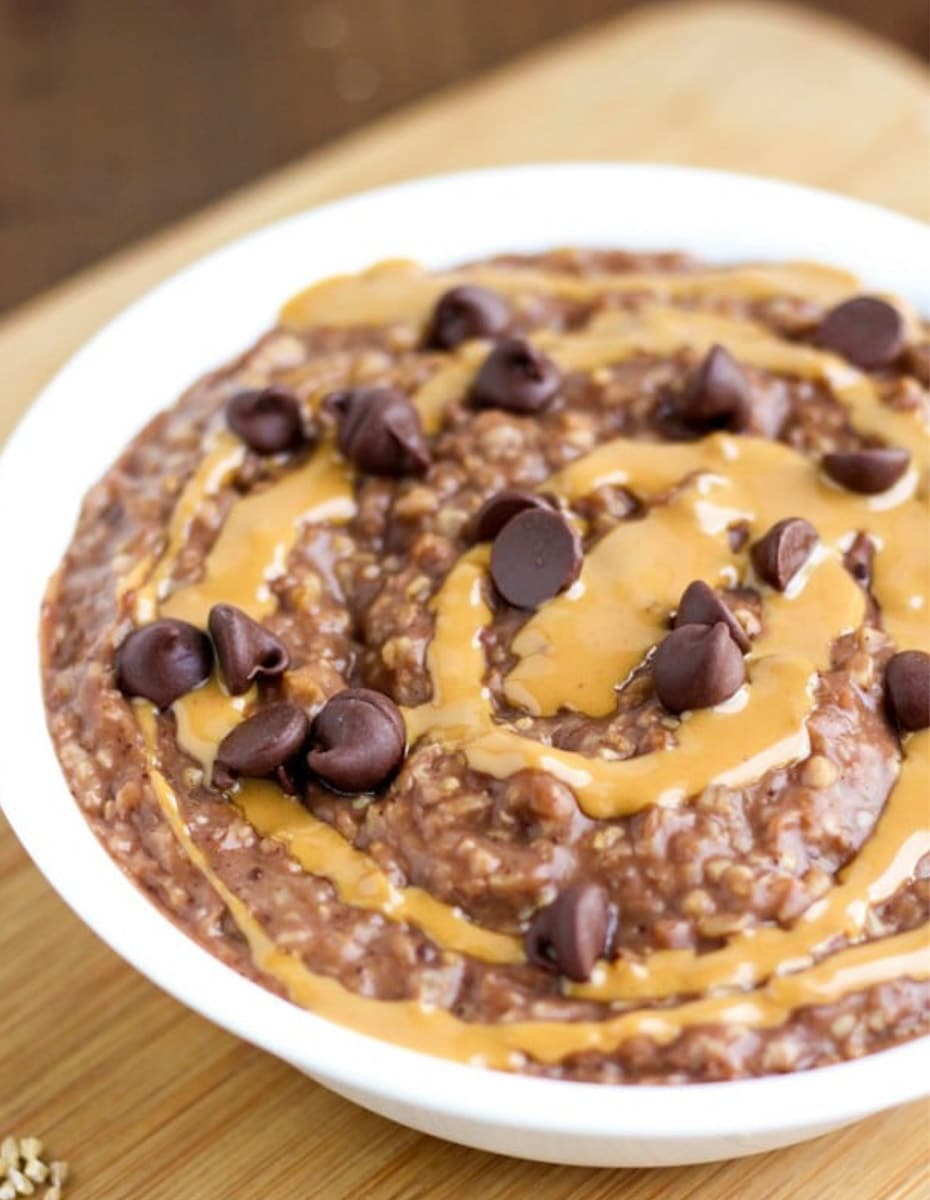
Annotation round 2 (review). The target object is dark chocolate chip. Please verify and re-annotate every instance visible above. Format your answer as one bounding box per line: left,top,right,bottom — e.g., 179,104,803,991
652,622,746,714
844,532,875,588
307,688,406,794
524,882,610,983
208,604,289,696
470,337,562,414
490,508,582,609
471,488,552,543
424,285,510,350
226,386,304,455
750,517,818,591
213,702,311,789
678,344,787,438
116,619,213,709
885,650,930,732
818,297,906,369
674,580,750,652
679,345,751,426
822,447,910,495
331,387,430,477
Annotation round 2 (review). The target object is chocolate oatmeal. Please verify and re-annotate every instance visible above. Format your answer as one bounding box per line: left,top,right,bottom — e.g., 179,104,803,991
42,252,930,1083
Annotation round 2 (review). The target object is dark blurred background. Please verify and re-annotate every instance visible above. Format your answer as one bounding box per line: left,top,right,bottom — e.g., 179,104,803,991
1,0,927,315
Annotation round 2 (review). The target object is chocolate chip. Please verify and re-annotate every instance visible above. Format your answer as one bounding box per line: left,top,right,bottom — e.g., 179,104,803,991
331,387,430,477
208,604,289,696
213,702,310,789
490,508,582,609
471,488,552,543
679,345,750,424
885,650,930,732
818,297,906,369
226,387,304,455
116,619,213,709
750,517,818,591
307,688,406,793
524,883,610,982
674,580,750,652
678,345,787,438
822,447,910,495
844,532,875,588
652,622,746,714
470,337,562,414
424,285,510,350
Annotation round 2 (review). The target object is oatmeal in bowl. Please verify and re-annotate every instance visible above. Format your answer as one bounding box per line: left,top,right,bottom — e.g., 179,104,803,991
41,243,929,1085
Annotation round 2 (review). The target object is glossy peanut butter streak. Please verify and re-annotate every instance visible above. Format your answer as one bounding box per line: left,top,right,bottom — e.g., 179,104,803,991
129,430,520,965
123,259,928,1062
137,705,929,1065
173,681,523,965
279,258,862,330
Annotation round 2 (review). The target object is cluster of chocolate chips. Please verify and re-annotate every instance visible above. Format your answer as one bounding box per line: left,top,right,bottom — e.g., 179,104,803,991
116,606,406,796
117,605,290,709
225,285,564,487
429,288,579,611
677,341,912,495
651,516,820,715
212,686,406,795
653,584,749,714
160,282,924,993
427,283,565,416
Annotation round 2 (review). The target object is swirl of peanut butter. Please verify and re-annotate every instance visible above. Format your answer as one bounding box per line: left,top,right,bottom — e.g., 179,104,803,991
118,258,929,1067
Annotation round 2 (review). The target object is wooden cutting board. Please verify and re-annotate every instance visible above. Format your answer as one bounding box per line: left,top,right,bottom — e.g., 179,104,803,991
1,3,927,1196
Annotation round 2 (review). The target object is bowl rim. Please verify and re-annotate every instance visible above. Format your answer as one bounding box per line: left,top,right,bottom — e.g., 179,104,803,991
1,162,928,1145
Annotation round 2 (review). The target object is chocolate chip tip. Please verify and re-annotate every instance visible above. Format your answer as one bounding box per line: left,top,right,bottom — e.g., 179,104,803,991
674,579,751,652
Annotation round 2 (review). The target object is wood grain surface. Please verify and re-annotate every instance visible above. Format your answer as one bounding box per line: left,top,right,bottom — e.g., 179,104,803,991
1,0,926,312
1,4,928,1197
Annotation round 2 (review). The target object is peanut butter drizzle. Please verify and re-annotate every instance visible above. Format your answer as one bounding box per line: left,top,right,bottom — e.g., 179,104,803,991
172,676,522,965
133,431,246,622
505,489,738,717
280,258,861,330
576,733,930,1002
120,259,929,1066
131,427,520,964
160,446,355,628
137,702,930,1065
234,778,523,964
407,435,886,818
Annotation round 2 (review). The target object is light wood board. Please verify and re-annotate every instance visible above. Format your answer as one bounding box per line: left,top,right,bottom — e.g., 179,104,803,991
1,3,928,1196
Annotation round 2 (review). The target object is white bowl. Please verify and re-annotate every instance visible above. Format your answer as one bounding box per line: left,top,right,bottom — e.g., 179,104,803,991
1,165,928,1168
